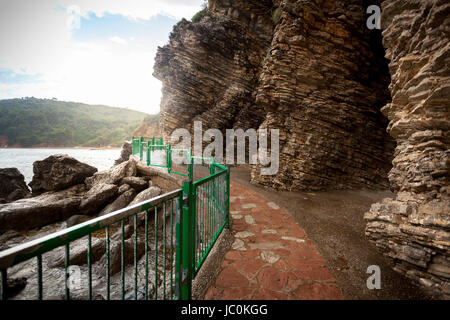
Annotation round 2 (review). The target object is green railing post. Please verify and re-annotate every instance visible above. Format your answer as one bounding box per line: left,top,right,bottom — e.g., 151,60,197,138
146,141,150,166
188,150,193,181
175,193,182,299
151,137,155,152
180,180,194,300
167,144,172,173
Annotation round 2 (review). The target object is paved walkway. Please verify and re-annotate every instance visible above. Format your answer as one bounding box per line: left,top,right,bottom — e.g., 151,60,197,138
205,181,343,300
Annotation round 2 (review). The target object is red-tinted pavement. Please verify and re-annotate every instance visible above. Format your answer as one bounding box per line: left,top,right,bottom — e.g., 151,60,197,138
205,181,343,300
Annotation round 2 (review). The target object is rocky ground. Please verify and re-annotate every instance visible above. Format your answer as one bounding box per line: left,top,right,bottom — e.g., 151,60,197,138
0,142,179,300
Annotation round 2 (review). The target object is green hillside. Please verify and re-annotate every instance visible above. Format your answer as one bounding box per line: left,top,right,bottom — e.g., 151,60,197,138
0,98,149,147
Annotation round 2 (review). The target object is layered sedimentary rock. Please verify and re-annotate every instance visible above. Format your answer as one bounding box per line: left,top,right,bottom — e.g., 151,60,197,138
154,0,274,141
251,0,395,190
155,0,394,190
365,0,450,298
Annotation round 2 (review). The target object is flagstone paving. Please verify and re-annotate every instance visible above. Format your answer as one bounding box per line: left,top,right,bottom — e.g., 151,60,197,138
204,181,343,300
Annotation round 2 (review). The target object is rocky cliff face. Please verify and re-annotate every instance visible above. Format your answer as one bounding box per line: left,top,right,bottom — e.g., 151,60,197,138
154,0,449,296
154,0,394,191
364,0,450,298
251,0,395,191
154,0,274,142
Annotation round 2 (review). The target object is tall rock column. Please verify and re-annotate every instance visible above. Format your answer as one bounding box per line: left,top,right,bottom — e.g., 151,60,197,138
251,0,395,191
365,0,450,298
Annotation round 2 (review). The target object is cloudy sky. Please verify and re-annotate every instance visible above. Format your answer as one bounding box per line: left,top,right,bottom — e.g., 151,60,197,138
0,0,205,114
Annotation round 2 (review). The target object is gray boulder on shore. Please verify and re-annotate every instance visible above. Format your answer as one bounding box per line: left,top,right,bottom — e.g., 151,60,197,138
99,189,136,216
0,184,86,233
0,168,30,203
129,186,162,206
79,183,118,215
28,154,97,195
85,159,136,189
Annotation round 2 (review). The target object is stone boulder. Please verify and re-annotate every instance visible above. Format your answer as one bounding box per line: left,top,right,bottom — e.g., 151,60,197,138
0,184,86,233
65,215,92,228
85,159,136,189
99,189,136,216
129,186,162,206
28,155,97,195
98,238,145,276
120,176,148,192
0,168,30,202
118,184,131,195
79,183,118,215
48,237,106,268
114,141,132,165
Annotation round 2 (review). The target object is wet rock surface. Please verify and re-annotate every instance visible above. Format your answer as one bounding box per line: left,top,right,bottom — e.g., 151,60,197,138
0,168,30,203
28,155,97,195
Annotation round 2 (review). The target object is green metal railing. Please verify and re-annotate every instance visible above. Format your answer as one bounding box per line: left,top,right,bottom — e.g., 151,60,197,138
0,139,230,301
131,136,193,180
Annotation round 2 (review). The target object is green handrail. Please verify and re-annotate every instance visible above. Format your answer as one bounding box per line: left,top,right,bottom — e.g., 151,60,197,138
0,138,230,301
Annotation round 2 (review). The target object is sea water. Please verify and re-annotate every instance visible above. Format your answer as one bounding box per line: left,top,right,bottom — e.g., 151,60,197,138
0,148,121,183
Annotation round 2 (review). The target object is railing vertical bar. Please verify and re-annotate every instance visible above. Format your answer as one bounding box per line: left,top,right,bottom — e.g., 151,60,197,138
202,185,206,259
175,194,182,299
121,219,125,300
134,214,138,300
88,233,92,300
0,269,6,301
65,244,70,300
196,190,199,267
37,255,43,300
170,198,174,299
154,205,158,300
163,201,167,299
209,179,212,253
145,209,149,300
106,226,110,300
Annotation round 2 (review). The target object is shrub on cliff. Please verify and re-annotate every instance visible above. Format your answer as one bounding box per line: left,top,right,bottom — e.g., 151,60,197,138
192,8,207,23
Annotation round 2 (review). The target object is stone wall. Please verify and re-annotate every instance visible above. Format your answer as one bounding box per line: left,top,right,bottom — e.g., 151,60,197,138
364,0,450,298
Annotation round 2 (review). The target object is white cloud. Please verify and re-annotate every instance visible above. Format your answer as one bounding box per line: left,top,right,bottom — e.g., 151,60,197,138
58,0,203,20
109,36,128,46
0,0,205,114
